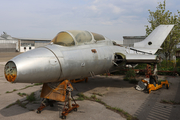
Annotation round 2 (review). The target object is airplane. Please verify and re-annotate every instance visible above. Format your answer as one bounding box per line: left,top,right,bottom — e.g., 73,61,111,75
4,25,174,116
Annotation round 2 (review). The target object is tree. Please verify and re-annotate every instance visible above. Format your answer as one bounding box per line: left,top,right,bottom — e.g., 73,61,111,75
146,0,180,61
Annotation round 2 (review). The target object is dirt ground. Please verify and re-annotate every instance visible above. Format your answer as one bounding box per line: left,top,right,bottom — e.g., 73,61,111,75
0,52,180,120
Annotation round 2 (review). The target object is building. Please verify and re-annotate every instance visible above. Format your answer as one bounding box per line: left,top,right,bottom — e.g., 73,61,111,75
123,36,146,47
0,32,19,52
0,32,51,52
19,38,51,52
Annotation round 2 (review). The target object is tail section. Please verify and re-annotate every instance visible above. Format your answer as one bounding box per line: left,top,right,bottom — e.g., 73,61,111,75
134,25,174,54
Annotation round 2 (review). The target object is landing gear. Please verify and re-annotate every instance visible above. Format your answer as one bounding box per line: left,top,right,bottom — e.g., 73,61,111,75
73,108,77,111
36,110,41,114
62,116,66,119
166,84,169,89
146,88,150,94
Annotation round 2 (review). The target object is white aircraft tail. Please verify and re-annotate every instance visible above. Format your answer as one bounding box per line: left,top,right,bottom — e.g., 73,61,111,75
134,25,174,54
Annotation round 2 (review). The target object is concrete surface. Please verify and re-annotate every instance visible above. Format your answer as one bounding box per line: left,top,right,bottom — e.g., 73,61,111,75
0,52,180,120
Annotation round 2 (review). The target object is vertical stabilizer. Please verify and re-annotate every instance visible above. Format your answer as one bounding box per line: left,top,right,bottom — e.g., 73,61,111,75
134,25,174,54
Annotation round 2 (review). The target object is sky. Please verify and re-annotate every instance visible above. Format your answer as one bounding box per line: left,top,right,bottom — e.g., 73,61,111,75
0,0,179,41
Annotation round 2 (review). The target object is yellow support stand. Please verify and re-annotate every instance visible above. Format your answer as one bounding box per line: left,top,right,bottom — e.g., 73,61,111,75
145,80,169,94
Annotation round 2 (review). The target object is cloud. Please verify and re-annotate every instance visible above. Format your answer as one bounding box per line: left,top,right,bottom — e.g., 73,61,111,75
0,0,179,40
108,4,124,14
88,5,99,12
93,0,99,4
102,21,113,25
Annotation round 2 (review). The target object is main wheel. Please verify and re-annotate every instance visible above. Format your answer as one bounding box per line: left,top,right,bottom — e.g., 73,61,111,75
147,89,150,94
62,116,66,119
36,110,41,114
166,84,169,89
50,104,54,107
73,108,77,111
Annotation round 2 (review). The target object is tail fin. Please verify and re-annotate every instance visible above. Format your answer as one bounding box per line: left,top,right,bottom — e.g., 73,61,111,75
134,25,174,54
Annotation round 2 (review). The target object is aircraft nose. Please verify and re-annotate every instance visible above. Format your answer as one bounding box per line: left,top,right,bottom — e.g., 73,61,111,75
4,61,17,82
4,47,61,83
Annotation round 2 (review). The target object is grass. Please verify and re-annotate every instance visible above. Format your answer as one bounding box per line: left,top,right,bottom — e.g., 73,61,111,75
6,92,37,109
90,94,96,99
20,83,43,90
92,93,103,96
76,93,138,120
6,99,28,109
16,100,27,108
6,89,17,93
5,92,36,109
19,85,34,90
76,93,89,101
6,91,10,93
6,102,17,108
5,83,43,94
123,68,139,84
160,100,180,105
17,92,27,97
26,92,36,102
34,83,43,86
13,89,17,92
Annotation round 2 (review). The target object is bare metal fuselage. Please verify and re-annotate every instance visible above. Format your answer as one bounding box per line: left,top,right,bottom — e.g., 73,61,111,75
4,25,174,83
4,40,157,83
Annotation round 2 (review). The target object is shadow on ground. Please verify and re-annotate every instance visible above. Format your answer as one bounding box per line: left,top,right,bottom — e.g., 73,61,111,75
0,75,134,117
134,76,180,120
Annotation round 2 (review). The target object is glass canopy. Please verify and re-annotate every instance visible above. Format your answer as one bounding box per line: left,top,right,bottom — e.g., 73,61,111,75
51,30,105,46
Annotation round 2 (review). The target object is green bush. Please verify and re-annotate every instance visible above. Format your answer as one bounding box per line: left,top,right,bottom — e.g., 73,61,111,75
135,63,147,69
135,59,180,75
125,69,136,80
124,69,138,84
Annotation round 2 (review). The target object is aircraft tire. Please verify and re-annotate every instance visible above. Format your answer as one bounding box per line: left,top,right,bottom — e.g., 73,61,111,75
36,110,41,114
62,116,66,119
73,108,77,111
166,84,169,89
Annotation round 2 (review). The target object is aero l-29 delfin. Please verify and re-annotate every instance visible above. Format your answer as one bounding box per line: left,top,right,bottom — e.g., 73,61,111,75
4,25,174,113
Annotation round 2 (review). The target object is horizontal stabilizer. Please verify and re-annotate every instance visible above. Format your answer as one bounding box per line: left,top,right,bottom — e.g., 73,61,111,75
125,54,158,63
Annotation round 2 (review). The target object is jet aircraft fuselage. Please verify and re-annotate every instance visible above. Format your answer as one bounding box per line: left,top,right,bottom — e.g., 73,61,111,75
4,25,174,83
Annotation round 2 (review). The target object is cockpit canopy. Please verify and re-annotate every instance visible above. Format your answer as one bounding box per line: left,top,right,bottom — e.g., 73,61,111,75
51,30,105,46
